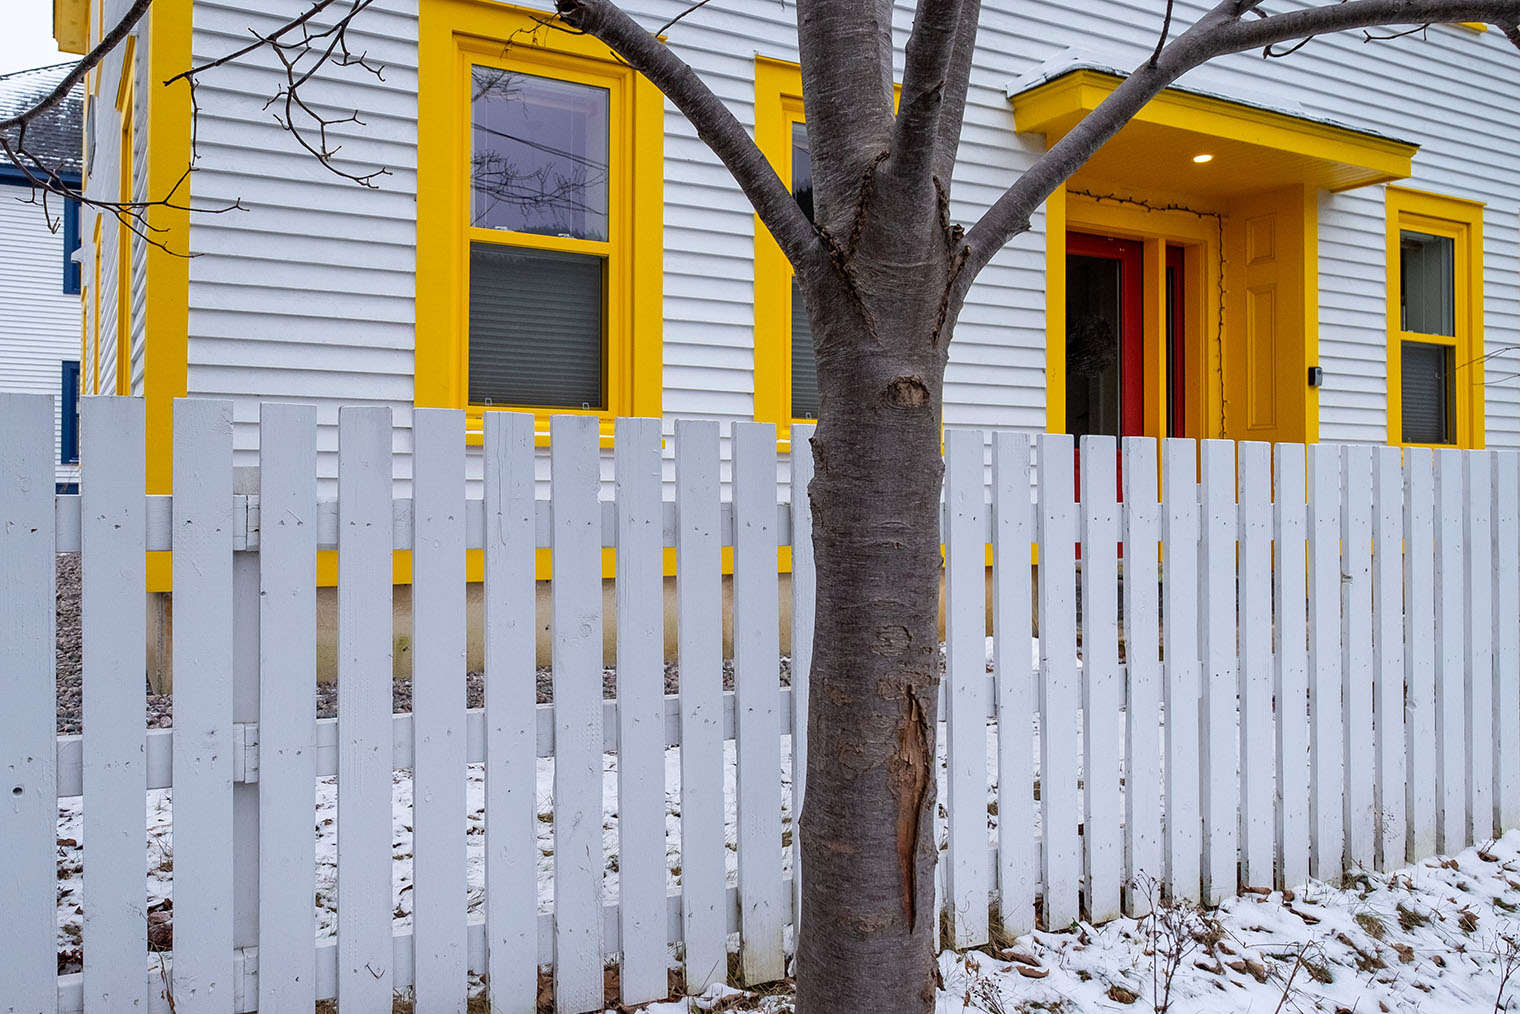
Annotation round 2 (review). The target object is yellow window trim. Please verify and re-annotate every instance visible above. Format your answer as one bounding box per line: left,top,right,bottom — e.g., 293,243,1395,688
1384,187,1485,449
753,57,808,445
416,0,663,448
90,217,101,397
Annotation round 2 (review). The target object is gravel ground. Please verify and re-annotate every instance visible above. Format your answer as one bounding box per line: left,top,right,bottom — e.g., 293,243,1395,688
53,554,790,735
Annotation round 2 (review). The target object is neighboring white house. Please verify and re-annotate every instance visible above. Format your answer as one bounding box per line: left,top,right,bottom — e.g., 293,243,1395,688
56,3,1520,549
1,63,83,492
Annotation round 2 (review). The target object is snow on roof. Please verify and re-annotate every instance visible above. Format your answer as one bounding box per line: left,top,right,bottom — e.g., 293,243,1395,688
0,62,84,179
1007,45,1416,147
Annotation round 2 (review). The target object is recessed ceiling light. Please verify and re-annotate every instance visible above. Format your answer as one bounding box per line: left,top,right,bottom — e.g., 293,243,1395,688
1192,153,1214,164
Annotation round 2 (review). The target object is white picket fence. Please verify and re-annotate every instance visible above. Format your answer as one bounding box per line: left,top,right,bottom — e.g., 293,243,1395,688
2,393,1519,1014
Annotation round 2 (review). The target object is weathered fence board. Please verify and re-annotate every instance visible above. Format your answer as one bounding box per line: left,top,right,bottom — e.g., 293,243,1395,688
1037,433,1081,928
945,429,990,945
613,416,669,1005
1079,435,1121,923
1307,443,1344,880
1275,442,1310,890
1341,444,1375,870
1199,439,1238,906
171,398,237,1013
1405,447,1438,861
79,396,149,1014
1121,437,1162,915
992,432,1036,933
0,395,59,1014
789,423,817,941
482,411,539,1011
412,409,469,1014
1237,441,1273,888
1434,449,1466,855
336,406,395,1010
1464,451,1495,845
1161,438,1201,902
1372,445,1407,870
1496,451,1520,833
732,422,786,981
550,415,607,1014
256,402,319,1012
675,419,727,994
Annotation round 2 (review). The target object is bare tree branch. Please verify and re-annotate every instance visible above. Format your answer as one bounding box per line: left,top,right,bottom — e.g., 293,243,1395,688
958,0,1520,294
164,0,390,187
555,0,824,277
891,0,967,189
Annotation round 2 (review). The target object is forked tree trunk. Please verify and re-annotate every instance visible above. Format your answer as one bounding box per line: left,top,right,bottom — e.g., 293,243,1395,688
795,266,953,1014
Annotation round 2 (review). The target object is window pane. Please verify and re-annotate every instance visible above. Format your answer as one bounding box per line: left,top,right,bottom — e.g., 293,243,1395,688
471,68,609,241
469,244,604,409
791,278,819,419
1066,253,1123,438
1400,230,1455,336
1401,340,1453,444
792,122,813,223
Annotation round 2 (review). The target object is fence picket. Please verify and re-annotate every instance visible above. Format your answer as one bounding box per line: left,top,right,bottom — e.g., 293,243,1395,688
1161,439,1201,902
1341,444,1375,870
256,402,318,1012
614,417,669,1004
945,429,990,944
1274,443,1309,889
992,432,1036,933
1121,438,1162,914
1078,435,1121,923
675,420,728,993
482,412,539,1011
412,409,469,1014
1037,433,1080,927
170,399,236,1013
1495,451,1520,832
1434,449,1466,855
80,396,148,1013
336,406,395,1010
731,422,786,980
1464,452,1495,845
1198,440,1238,905
0,395,58,1014
550,415,606,1013
1404,448,1438,860
1372,446,1407,869
1237,442,1274,888
789,424,817,938
1307,443,1345,880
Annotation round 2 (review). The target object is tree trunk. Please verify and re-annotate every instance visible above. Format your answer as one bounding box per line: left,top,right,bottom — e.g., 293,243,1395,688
795,266,952,1014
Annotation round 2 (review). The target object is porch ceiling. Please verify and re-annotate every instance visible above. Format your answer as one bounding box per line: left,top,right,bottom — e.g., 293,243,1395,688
1009,68,1418,200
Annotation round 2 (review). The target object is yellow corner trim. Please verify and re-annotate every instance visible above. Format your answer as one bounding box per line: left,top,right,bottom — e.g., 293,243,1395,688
54,0,89,54
1011,69,1416,190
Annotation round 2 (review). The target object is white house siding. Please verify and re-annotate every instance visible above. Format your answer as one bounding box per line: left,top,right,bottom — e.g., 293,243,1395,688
0,185,83,489
168,0,1520,489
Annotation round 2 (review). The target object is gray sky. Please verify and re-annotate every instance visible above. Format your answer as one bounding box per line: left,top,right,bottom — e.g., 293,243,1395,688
0,3,69,77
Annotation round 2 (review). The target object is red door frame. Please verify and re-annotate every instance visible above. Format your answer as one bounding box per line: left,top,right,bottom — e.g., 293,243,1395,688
1066,231,1145,439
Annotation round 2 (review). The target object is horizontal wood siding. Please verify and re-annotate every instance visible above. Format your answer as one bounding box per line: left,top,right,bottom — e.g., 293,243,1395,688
173,0,1520,473
0,185,83,487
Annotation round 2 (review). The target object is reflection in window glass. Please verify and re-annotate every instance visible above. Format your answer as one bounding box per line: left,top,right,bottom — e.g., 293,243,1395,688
1401,340,1453,445
1066,254,1122,438
790,122,820,419
470,68,609,241
1400,230,1455,336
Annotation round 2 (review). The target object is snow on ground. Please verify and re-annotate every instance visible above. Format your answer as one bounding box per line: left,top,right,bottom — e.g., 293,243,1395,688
58,636,1520,1014
642,833,1520,1014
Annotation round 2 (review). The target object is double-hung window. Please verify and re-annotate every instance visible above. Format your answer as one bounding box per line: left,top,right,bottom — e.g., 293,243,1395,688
417,1,662,440
1385,188,1484,447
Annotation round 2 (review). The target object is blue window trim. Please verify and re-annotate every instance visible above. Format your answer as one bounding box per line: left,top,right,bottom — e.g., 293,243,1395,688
61,360,81,464
0,166,84,294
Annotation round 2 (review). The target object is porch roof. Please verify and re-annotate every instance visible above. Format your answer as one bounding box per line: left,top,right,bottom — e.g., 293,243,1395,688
1008,49,1418,199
